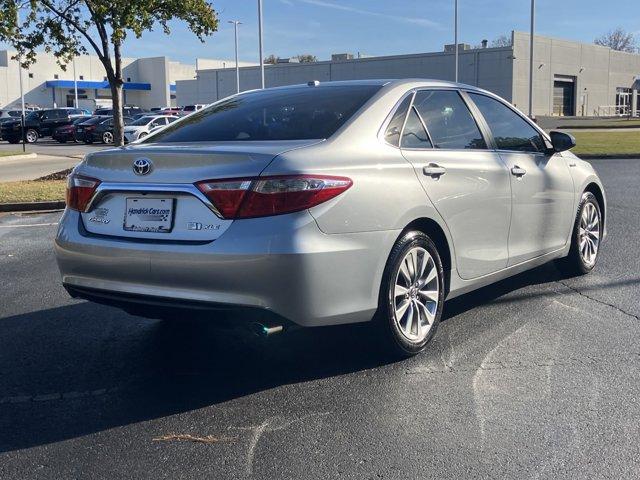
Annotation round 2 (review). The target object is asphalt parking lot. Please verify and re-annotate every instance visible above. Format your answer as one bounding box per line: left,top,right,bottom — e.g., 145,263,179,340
0,158,638,479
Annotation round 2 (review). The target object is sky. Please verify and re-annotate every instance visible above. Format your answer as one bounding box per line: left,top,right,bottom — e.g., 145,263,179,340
3,0,640,65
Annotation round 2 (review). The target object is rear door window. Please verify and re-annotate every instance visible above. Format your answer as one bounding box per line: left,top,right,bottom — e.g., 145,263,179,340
413,90,487,150
468,92,545,153
147,84,382,143
401,108,432,149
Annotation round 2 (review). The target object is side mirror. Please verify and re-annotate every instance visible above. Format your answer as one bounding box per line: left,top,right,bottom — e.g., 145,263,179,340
549,131,576,153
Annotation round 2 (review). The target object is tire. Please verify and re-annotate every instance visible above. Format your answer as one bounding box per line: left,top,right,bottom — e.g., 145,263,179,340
102,131,113,144
139,132,148,139
375,231,445,357
556,191,602,276
6,137,19,144
25,129,38,144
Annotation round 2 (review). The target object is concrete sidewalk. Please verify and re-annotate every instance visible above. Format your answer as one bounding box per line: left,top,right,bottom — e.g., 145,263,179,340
0,154,81,182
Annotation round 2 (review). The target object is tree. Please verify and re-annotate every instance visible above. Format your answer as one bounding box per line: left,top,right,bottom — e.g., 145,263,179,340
264,54,279,64
294,54,317,63
594,28,637,53
0,0,218,145
490,34,512,48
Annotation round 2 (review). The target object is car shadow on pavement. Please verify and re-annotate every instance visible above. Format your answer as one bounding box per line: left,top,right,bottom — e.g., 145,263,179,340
0,261,600,453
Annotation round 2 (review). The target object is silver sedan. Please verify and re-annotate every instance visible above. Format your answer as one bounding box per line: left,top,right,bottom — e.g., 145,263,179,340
55,79,606,356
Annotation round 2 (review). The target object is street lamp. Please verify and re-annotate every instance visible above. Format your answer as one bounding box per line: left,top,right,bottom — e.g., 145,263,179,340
73,56,79,108
228,20,242,94
454,0,458,83
16,6,26,152
257,0,265,89
529,0,535,118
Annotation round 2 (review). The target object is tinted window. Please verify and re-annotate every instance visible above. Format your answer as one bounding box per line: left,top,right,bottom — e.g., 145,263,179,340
413,90,486,150
9,111,21,117
469,93,545,153
148,85,382,143
402,108,432,148
384,95,412,146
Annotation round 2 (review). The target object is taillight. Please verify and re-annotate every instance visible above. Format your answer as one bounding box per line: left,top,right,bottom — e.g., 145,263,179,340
196,175,352,219
66,174,101,212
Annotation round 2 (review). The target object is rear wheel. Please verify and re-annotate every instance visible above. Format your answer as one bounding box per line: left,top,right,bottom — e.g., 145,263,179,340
376,231,444,357
6,137,20,144
556,191,602,275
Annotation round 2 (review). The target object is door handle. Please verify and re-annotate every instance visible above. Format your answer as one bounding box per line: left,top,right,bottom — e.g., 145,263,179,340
511,165,526,177
423,163,446,178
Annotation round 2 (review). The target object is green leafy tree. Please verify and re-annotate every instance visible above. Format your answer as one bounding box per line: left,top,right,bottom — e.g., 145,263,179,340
0,0,218,145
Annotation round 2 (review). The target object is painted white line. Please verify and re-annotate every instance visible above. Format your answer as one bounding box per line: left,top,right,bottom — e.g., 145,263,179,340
0,222,59,228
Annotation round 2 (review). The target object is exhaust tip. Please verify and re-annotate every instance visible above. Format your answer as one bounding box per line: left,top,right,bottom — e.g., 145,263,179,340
249,322,284,337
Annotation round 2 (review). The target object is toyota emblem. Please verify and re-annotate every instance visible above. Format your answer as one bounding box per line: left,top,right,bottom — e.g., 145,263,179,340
132,158,152,176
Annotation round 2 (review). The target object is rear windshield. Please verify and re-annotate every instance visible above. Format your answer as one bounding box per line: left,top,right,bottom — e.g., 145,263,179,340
146,85,381,143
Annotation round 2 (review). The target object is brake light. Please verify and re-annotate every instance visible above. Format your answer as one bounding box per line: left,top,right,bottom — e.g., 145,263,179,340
66,174,101,212
196,175,352,219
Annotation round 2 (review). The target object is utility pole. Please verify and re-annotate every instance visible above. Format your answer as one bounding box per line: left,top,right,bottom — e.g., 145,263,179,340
16,6,26,152
258,0,265,89
228,20,242,93
528,0,535,118
73,56,79,108
454,0,458,83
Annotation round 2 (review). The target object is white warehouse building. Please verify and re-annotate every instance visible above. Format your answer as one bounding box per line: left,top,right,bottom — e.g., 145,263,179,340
0,50,255,111
177,31,640,118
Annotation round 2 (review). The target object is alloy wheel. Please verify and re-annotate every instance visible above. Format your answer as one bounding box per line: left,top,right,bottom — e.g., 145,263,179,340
25,130,37,143
392,246,439,342
579,202,600,266
103,131,114,143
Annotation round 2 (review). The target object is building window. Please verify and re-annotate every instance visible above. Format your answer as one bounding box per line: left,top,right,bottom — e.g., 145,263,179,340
54,74,59,79
79,75,84,80
28,73,33,78
103,76,107,81
126,77,131,82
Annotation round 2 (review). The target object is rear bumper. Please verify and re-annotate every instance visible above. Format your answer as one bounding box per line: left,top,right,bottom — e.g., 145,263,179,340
55,209,398,327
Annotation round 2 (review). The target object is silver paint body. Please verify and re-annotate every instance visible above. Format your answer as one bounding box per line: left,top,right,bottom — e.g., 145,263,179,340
55,79,607,327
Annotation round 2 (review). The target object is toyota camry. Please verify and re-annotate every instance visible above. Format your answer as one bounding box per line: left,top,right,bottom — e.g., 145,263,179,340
55,79,606,356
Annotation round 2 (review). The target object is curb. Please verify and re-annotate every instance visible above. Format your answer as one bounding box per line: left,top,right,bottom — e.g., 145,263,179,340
578,154,640,159
0,201,65,213
555,124,640,130
0,153,37,162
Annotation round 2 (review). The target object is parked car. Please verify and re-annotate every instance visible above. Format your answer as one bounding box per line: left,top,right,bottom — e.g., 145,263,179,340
52,116,93,143
75,116,108,143
56,80,606,357
0,108,86,143
94,107,145,117
123,115,179,143
0,109,22,120
180,104,207,114
83,116,134,144
160,108,182,116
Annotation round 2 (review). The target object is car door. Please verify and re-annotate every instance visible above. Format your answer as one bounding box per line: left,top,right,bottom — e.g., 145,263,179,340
466,92,575,265
39,110,57,136
399,89,512,280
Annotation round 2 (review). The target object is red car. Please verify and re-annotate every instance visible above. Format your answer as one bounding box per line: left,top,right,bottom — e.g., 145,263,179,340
52,116,92,143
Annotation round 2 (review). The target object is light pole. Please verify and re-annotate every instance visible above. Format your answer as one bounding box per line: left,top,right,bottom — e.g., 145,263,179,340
73,56,79,108
528,0,535,118
257,0,265,89
16,6,26,152
454,0,458,83
228,20,242,93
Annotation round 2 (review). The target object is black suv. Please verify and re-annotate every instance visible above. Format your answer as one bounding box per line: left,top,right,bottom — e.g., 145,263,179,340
1,108,87,144
94,106,145,117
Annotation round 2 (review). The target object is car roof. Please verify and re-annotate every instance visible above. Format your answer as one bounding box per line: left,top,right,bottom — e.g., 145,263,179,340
254,78,486,94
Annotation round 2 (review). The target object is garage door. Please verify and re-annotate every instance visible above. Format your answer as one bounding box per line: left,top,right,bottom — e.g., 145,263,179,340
553,76,575,116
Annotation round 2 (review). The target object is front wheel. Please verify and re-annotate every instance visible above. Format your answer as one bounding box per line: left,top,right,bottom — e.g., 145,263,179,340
25,129,38,144
556,191,602,276
102,131,114,144
376,231,445,357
